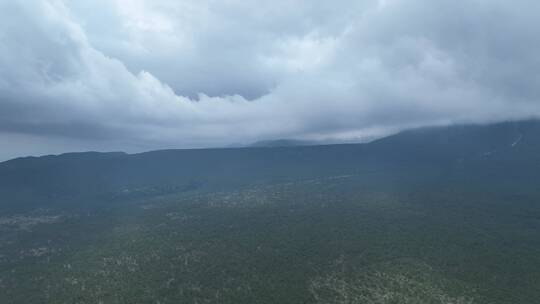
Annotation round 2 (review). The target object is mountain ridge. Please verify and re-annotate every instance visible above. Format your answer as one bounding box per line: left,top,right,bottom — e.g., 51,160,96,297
3,119,537,164
2,119,540,213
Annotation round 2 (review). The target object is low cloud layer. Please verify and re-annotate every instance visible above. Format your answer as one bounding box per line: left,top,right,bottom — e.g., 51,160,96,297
1,0,540,160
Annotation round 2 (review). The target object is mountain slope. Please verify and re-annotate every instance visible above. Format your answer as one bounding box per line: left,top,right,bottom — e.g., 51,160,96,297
3,120,540,304
1,119,540,212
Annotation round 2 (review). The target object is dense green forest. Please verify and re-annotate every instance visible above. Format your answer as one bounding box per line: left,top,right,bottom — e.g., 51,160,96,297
1,120,540,303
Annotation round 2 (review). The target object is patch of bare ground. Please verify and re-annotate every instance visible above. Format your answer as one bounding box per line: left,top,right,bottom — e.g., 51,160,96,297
309,261,475,304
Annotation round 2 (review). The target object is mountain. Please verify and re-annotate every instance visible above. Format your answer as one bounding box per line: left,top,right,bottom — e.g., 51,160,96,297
3,120,540,304
248,138,352,147
1,119,539,213
249,139,321,147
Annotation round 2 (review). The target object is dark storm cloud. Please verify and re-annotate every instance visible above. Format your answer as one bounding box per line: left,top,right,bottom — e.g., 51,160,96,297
1,0,540,160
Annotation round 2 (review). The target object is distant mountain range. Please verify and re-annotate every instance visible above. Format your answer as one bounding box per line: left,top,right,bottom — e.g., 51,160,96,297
2,119,539,213
247,138,358,148
248,139,323,147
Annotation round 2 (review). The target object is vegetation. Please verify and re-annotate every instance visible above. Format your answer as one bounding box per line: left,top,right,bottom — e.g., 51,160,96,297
1,120,540,303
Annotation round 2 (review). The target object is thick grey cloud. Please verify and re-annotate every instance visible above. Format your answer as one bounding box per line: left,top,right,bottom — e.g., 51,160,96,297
1,0,540,160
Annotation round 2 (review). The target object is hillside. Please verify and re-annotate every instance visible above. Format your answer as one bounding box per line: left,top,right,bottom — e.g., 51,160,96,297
2,120,540,303
1,120,539,212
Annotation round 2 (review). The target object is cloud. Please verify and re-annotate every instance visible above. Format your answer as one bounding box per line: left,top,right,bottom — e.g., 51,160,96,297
1,0,540,160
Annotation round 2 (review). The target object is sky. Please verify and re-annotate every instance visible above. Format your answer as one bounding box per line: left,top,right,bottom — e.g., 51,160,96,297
1,0,540,161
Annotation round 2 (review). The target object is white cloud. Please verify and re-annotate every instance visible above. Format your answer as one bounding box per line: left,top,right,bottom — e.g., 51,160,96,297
1,0,540,160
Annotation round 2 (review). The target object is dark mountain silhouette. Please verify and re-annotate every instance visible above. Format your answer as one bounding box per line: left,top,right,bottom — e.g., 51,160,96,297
1,119,539,212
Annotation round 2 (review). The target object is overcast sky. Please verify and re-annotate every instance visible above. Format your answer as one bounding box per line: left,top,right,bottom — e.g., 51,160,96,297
1,0,540,160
